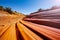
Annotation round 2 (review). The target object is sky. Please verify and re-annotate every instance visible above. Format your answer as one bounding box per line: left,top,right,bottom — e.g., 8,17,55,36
0,0,60,14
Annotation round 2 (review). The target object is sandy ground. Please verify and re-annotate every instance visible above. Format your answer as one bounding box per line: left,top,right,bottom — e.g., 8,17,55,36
0,12,25,32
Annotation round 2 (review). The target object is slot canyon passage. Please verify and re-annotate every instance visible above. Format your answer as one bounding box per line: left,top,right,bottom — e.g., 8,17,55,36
0,6,60,40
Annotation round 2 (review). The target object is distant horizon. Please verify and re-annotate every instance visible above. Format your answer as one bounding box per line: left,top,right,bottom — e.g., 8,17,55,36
0,0,60,14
